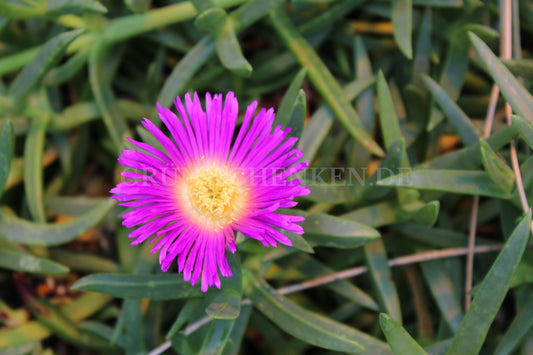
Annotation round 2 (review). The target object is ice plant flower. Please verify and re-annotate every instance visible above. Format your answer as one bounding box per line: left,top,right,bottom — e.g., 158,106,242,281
110,92,310,291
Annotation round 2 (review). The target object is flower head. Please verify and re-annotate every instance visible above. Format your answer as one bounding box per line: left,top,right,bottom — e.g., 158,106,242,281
111,92,310,291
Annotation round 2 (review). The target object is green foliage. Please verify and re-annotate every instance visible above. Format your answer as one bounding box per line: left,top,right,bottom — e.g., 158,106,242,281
1,1,533,354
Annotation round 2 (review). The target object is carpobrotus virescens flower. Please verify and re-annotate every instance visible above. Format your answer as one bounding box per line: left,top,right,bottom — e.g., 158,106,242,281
110,92,309,291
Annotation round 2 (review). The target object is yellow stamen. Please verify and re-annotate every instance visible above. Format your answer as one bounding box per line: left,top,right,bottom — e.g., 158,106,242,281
180,164,248,229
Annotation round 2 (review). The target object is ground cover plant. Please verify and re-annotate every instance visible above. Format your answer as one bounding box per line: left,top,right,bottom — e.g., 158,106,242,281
1,0,533,354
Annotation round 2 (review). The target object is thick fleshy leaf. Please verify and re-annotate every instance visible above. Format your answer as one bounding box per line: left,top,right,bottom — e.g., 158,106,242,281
221,305,252,355
89,39,129,150
206,252,242,319
469,33,533,122
298,212,380,249
513,115,533,150
419,125,517,170
446,210,532,355
420,260,463,332
0,246,69,274
391,0,412,59
0,199,115,246
199,318,235,355
0,0,45,19
8,29,83,109
377,170,512,198
286,89,306,139
0,120,14,197
246,275,391,353
422,75,480,146
45,0,107,16
376,73,402,148
275,68,307,128
71,273,206,299
23,114,51,223
427,32,469,130
365,240,402,323
125,0,150,12
270,7,384,157
49,249,119,273
299,75,375,163
379,313,427,355
494,296,533,355
43,49,89,86
123,300,146,355
196,8,252,77
480,140,514,192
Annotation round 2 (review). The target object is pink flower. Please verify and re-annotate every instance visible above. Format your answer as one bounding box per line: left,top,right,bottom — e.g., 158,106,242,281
110,92,309,291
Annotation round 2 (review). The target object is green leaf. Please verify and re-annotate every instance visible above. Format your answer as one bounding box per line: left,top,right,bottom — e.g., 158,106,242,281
503,59,533,81
125,0,150,12
377,170,512,198
246,275,391,353
49,249,119,273
513,115,533,150
123,300,146,355
420,260,463,332
156,35,216,110
494,296,533,355
206,252,242,319
270,7,384,157
0,247,69,274
196,8,252,77
199,319,235,355
391,0,412,59
8,29,83,110
379,313,427,355
299,75,375,163
23,114,51,223
469,33,533,122
427,32,469,130
377,72,404,152
71,273,206,299
89,39,129,151
284,230,314,253
45,0,107,16
422,75,480,146
412,8,431,86
221,305,251,355
446,210,532,355
275,68,307,128
480,140,514,192
0,0,45,19
365,240,402,323
0,120,14,197
43,49,89,86
299,212,380,249
0,199,115,246
419,125,517,170
306,183,362,204
286,89,306,139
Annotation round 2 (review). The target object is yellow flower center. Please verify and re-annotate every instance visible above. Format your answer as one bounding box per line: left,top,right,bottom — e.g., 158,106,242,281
182,164,248,229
